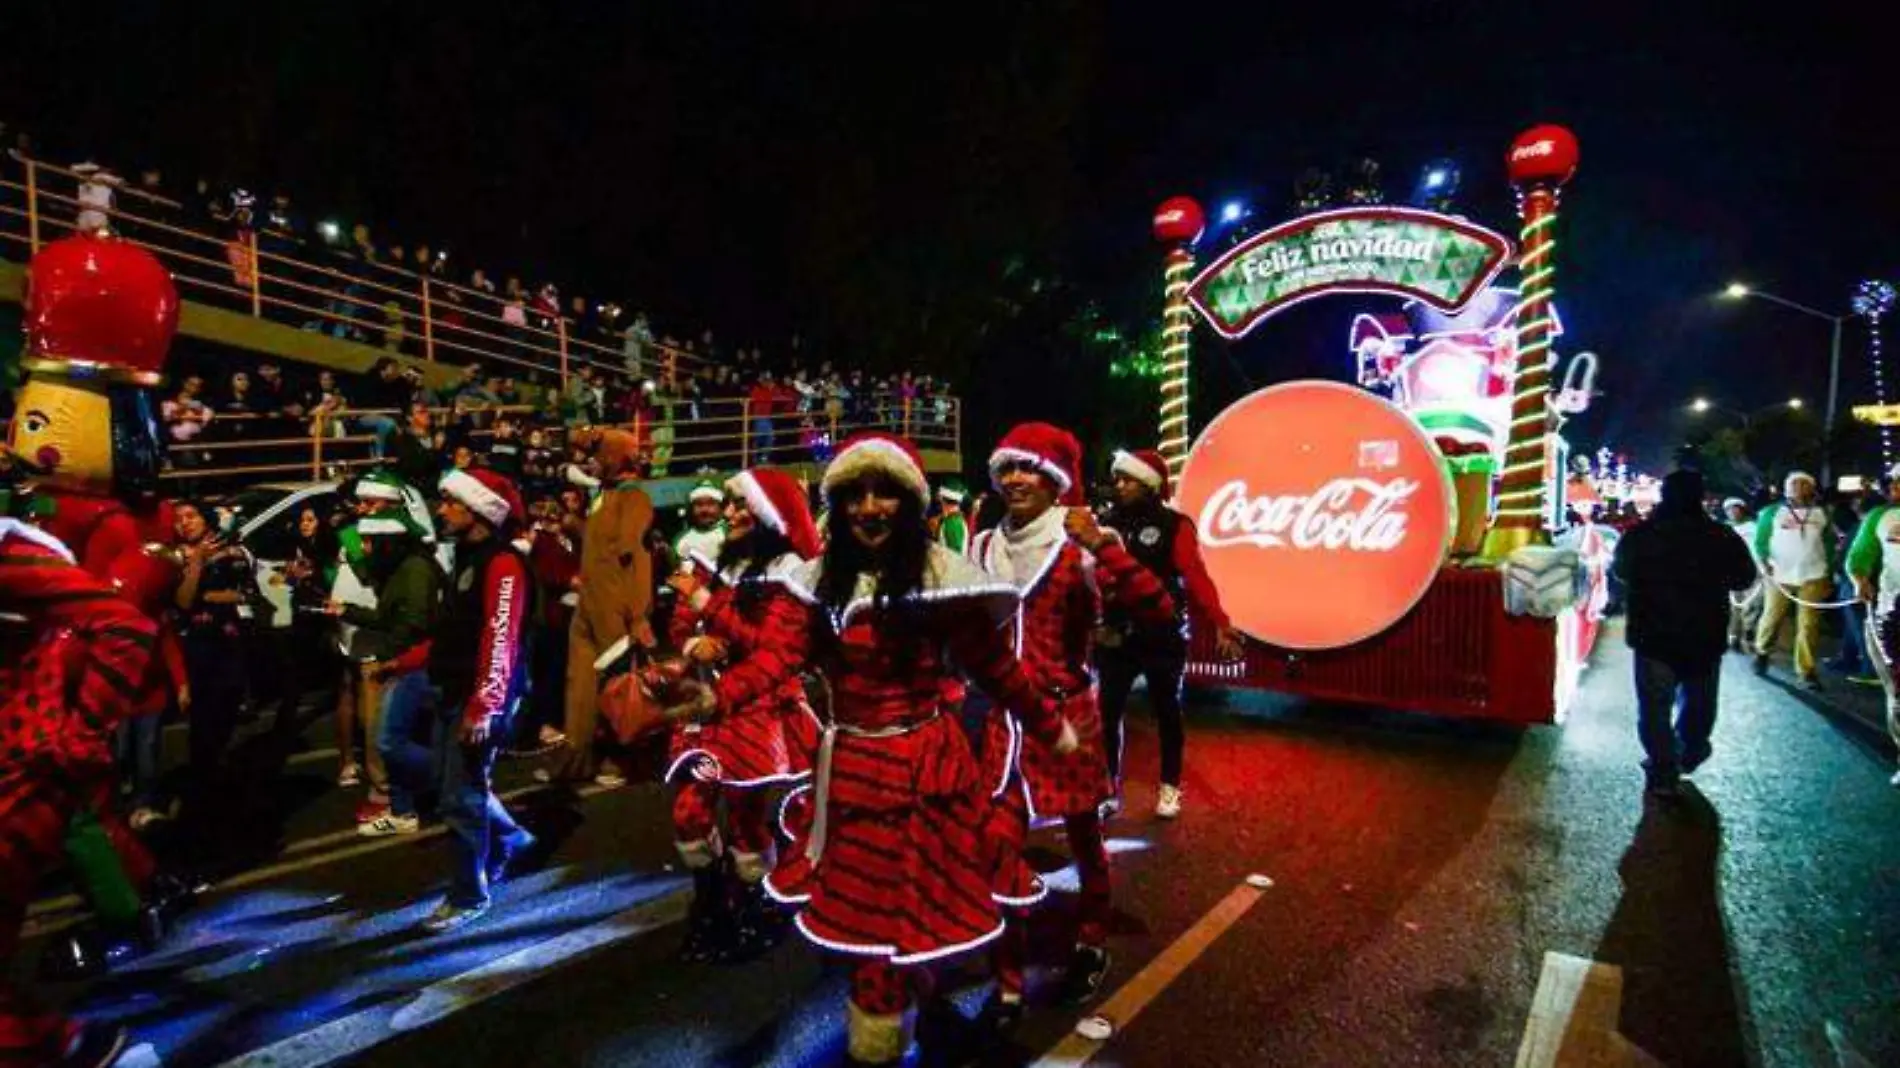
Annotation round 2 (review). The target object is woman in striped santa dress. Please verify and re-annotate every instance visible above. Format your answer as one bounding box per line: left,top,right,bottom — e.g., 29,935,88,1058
665,432,1073,1066
662,466,822,962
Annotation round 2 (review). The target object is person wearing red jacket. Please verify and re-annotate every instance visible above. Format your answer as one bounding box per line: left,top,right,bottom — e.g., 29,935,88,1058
0,517,163,1068
418,468,538,933
659,467,822,963
656,432,1070,1067
1098,448,1244,820
968,423,1177,1028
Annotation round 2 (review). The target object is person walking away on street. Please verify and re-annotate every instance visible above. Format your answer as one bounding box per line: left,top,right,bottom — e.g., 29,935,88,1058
1845,466,1900,786
1096,448,1244,819
1721,498,1761,654
327,511,442,837
1752,471,1838,689
970,423,1176,1024
419,468,537,933
1612,470,1758,798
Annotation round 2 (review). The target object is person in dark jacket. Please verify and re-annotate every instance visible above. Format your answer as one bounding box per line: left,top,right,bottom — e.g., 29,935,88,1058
1610,469,1758,797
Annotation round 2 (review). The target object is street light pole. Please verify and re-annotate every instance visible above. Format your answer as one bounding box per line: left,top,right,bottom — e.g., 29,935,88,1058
1721,284,1848,485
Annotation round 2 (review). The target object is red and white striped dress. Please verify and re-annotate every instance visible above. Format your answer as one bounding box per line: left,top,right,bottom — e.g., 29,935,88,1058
713,544,1062,964
665,552,817,788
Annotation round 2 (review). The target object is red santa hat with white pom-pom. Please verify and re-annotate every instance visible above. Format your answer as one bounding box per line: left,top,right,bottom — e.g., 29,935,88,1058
989,422,1085,506
439,468,525,529
1111,447,1172,499
726,467,822,559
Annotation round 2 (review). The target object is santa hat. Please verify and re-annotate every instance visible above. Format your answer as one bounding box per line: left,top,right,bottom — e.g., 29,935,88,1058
357,512,429,541
937,477,967,504
727,468,822,559
1721,497,1746,512
990,422,1085,506
688,478,724,504
354,470,407,503
1111,448,1171,498
822,432,930,506
1784,470,1816,492
440,468,524,529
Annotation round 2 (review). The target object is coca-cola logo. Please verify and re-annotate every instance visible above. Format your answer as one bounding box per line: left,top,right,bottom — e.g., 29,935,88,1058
1177,381,1452,650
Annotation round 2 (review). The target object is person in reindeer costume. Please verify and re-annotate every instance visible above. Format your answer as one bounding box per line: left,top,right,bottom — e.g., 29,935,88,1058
603,432,1073,1066
969,422,1176,1029
658,466,822,962
3,234,195,982
0,522,168,1068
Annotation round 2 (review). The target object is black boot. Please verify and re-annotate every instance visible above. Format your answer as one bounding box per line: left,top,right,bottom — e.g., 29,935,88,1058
678,862,731,964
724,877,789,961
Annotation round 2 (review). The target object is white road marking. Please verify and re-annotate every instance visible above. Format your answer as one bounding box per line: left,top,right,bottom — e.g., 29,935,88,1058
1515,950,1667,1067
209,889,690,1068
21,781,619,939
1029,880,1266,1067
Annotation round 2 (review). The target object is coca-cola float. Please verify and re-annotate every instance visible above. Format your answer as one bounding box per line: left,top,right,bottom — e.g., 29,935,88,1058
1158,125,1609,724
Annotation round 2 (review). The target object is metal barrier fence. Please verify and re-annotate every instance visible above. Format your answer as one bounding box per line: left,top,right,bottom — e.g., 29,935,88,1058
0,155,961,487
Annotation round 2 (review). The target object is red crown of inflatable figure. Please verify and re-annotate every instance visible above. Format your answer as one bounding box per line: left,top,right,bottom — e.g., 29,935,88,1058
24,235,180,385
1153,196,1205,245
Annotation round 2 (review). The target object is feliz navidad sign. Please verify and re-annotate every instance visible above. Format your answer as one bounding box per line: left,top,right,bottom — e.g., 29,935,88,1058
1186,206,1513,340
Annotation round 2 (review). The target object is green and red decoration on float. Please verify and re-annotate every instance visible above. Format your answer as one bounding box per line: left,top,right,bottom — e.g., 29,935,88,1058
1185,206,1513,340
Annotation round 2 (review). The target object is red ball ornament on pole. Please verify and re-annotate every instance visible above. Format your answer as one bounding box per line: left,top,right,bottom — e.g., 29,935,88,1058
1505,125,1579,188
1152,196,1206,246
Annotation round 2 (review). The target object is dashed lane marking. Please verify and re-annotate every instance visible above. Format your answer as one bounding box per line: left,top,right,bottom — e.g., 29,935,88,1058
1028,880,1266,1068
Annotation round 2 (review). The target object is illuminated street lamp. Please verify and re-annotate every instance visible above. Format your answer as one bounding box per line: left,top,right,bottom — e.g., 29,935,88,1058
1718,281,1846,482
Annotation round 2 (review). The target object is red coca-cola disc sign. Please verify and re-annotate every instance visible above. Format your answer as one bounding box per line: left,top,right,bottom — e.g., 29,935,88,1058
1177,380,1452,650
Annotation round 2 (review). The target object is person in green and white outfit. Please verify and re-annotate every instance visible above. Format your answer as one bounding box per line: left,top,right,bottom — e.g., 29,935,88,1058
932,478,969,554
1846,467,1900,787
673,480,727,572
1752,471,1837,689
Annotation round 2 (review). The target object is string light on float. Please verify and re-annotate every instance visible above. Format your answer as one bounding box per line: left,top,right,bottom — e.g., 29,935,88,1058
1152,196,1206,477
1852,279,1898,466
1481,123,1579,560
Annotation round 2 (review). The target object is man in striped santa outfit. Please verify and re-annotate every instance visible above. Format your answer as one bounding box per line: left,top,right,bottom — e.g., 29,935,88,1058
969,422,1177,1032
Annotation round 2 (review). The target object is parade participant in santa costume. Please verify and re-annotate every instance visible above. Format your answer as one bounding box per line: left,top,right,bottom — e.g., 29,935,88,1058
0,517,164,1068
656,467,822,962
673,478,728,572
1846,466,1900,787
634,432,1071,1066
4,234,194,980
969,423,1176,1020
549,428,655,785
1097,448,1243,819
417,468,538,933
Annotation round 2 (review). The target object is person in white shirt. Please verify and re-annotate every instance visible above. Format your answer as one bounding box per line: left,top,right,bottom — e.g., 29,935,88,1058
1751,471,1838,688
1846,467,1900,786
1723,498,1761,653
73,162,122,234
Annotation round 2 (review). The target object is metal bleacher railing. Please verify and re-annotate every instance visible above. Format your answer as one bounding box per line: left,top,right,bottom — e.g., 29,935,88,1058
0,155,961,489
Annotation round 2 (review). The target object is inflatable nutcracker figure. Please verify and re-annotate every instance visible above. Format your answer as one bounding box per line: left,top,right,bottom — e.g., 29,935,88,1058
3,234,193,980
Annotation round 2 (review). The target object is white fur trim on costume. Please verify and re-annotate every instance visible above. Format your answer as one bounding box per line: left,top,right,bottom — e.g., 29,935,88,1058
0,518,76,563
354,480,404,502
989,445,1073,494
439,469,510,526
938,486,966,503
773,545,1020,630
888,918,1007,966
1112,449,1166,491
355,516,409,536
593,635,632,673
688,484,724,503
776,782,814,842
728,470,787,539
762,872,812,905
1784,470,1816,491
992,875,1050,908
822,438,929,502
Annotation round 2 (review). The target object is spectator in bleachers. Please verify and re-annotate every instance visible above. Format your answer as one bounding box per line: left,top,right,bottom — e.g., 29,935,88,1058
622,311,654,377
532,282,560,333
355,358,413,458
216,370,258,441
747,371,779,461
390,400,441,490
72,161,122,234
502,276,529,346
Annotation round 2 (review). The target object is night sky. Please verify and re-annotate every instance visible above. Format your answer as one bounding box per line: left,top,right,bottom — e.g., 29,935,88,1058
2,2,1890,472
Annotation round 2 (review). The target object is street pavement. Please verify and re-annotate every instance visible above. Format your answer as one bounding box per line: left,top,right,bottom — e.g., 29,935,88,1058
15,625,1899,1067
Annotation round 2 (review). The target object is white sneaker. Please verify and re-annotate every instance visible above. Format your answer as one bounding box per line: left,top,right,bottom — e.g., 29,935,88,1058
359,812,421,837
1156,784,1183,819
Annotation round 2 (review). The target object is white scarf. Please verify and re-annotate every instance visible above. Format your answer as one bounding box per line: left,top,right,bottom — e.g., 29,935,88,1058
987,505,1068,588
